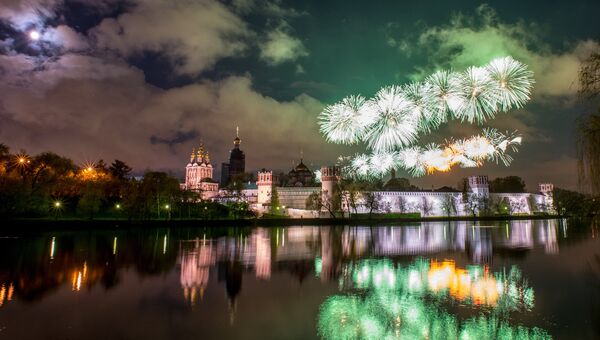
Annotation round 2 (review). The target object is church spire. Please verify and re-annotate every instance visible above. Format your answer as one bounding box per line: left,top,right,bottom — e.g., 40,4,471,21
197,143,204,163
233,126,241,147
190,148,195,163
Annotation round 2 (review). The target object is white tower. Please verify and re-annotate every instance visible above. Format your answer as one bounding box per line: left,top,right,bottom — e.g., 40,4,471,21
539,183,554,195
320,166,341,205
257,170,274,205
468,175,489,196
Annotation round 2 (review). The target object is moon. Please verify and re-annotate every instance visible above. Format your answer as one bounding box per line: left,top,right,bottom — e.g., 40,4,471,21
29,30,40,41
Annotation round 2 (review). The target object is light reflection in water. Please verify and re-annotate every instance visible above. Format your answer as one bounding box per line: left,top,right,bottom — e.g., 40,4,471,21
71,262,88,292
49,236,56,260
0,282,14,307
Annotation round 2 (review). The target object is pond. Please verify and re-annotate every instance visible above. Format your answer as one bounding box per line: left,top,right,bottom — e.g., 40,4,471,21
0,219,599,339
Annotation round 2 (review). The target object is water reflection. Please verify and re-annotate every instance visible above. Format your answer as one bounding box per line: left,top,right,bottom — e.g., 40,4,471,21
0,219,598,339
318,291,549,340
317,257,543,339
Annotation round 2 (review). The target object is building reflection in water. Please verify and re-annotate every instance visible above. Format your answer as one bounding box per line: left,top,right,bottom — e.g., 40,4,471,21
179,237,215,306
176,220,560,309
0,220,562,312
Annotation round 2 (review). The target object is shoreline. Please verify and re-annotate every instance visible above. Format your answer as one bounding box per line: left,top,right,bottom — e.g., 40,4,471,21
0,214,563,230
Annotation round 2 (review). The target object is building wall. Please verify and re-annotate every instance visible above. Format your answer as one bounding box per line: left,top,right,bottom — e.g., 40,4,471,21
276,187,320,209
342,191,552,216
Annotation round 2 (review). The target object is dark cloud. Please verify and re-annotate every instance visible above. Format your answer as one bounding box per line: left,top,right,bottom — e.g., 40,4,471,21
150,130,199,147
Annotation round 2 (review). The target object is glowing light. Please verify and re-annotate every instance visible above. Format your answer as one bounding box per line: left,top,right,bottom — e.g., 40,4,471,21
71,262,88,292
115,204,121,209
318,57,534,178
29,30,40,41
163,234,168,254
50,237,56,259
54,201,61,207
113,236,117,255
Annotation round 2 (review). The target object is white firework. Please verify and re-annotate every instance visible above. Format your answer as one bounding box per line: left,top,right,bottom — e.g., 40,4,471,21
368,152,398,177
454,66,498,123
403,82,444,133
397,146,426,177
318,95,376,144
486,56,535,111
483,128,522,166
424,69,463,118
364,85,419,151
351,154,372,178
461,136,495,160
317,57,533,179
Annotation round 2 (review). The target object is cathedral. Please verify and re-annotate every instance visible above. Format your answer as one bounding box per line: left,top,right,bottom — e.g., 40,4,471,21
220,127,246,187
183,143,219,199
286,158,316,187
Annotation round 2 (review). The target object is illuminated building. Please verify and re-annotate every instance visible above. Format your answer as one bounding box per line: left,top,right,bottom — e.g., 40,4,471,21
183,143,219,199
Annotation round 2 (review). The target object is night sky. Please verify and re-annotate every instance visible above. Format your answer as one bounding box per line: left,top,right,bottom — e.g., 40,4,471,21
1,0,598,190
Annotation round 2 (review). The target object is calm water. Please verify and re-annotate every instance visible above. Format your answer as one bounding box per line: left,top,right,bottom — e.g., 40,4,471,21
0,219,599,339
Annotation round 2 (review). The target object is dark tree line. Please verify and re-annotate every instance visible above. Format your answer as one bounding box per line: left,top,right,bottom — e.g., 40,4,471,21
0,144,250,220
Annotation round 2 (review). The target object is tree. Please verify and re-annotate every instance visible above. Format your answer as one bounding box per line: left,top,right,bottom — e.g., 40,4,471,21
441,194,457,216
340,181,361,215
322,186,342,218
141,171,181,219
464,194,479,216
270,187,281,214
109,159,132,180
362,192,381,219
419,196,434,217
78,182,103,219
577,52,600,195
397,196,408,214
489,176,526,193
553,187,599,217
305,191,322,214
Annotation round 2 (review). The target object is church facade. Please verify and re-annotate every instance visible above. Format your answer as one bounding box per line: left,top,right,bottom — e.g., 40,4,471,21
183,144,219,199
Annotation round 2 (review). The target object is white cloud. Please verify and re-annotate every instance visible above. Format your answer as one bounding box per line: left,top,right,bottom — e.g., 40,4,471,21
91,0,251,75
259,22,308,65
43,25,89,52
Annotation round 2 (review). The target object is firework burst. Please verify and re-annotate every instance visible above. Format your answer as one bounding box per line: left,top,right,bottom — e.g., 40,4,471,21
318,57,534,178
364,86,419,151
319,95,376,144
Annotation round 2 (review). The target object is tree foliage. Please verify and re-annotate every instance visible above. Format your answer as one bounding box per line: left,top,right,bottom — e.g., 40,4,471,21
489,176,526,193
577,52,600,195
